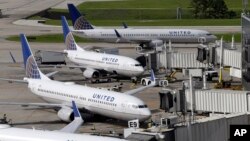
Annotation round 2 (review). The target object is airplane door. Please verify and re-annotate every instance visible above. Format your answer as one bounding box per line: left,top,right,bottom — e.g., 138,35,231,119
89,31,96,38
121,102,129,113
123,63,130,71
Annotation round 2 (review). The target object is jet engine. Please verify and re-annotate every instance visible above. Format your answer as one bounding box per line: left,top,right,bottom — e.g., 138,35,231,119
198,37,206,43
57,107,74,122
83,69,100,78
147,40,164,48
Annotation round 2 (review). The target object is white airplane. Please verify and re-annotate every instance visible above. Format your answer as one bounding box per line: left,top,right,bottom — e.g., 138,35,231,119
0,34,154,122
61,16,144,80
0,101,127,141
67,4,217,48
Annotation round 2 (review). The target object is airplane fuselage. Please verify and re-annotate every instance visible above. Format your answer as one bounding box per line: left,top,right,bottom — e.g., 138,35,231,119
0,125,126,141
65,50,144,77
73,28,217,44
27,79,151,121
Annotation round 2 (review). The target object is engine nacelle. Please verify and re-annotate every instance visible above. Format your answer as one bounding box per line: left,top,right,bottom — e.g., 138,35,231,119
148,40,164,48
198,37,206,43
57,107,74,122
83,69,100,79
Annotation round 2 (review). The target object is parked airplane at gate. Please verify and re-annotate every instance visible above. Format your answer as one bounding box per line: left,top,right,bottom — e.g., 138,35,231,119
0,101,127,141
67,4,217,48
61,16,144,79
0,34,154,122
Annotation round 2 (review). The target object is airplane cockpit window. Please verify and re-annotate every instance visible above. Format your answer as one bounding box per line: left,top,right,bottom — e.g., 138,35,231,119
138,105,148,108
206,33,212,36
135,64,142,66
132,105,138,108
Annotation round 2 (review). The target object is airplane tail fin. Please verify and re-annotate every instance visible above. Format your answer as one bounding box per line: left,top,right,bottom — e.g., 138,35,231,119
20,34,50,80
67,3,94,30
61,16,83,51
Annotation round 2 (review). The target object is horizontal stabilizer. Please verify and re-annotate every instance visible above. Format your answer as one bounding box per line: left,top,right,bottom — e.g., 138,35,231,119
45,71,58,78
0,78,27,84
0,102,62,108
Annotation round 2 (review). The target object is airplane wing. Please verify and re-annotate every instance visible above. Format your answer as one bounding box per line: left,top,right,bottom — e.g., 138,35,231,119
0,71,58,83
114,29,151,43
124,83,155,95
124,69,156,95
0,101,83,133
0,102,63,108
59,101,83,133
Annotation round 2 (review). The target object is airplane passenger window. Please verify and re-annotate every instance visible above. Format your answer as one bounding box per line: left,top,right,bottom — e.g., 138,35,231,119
138,105,148,108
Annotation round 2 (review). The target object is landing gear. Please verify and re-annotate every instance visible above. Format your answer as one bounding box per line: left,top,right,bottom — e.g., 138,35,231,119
131,77,137,83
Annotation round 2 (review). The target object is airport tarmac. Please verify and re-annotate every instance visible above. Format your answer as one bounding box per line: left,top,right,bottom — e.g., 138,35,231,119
0,43,168,134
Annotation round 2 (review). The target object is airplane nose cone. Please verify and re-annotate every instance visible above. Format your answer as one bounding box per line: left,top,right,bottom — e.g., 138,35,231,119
209,35,217,42
137,67,144,75
212,35,217,39
140,109,151,121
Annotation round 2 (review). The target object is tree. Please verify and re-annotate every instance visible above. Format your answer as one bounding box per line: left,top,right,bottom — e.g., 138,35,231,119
191,0,236,19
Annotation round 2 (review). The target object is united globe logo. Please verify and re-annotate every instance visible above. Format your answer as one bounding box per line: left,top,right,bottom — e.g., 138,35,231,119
74,16,93,30
26,56,40,79
66,33,77,50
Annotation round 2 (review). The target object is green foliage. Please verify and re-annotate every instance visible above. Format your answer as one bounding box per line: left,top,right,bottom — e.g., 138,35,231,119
47,8,193,20
191,0,236,18
29,0,245,26
215,33,241,42
78,0,192,9
77,0,247,10
45,18,240,26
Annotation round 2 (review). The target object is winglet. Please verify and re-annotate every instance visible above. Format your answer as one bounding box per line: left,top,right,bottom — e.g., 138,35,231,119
59,101,83,133
150,69,156,82
114,29,121,38
20,34,49,80
122,22,128,28
123,69,156,95
72,101,81,118
67,3,94,30
9,51,16,63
